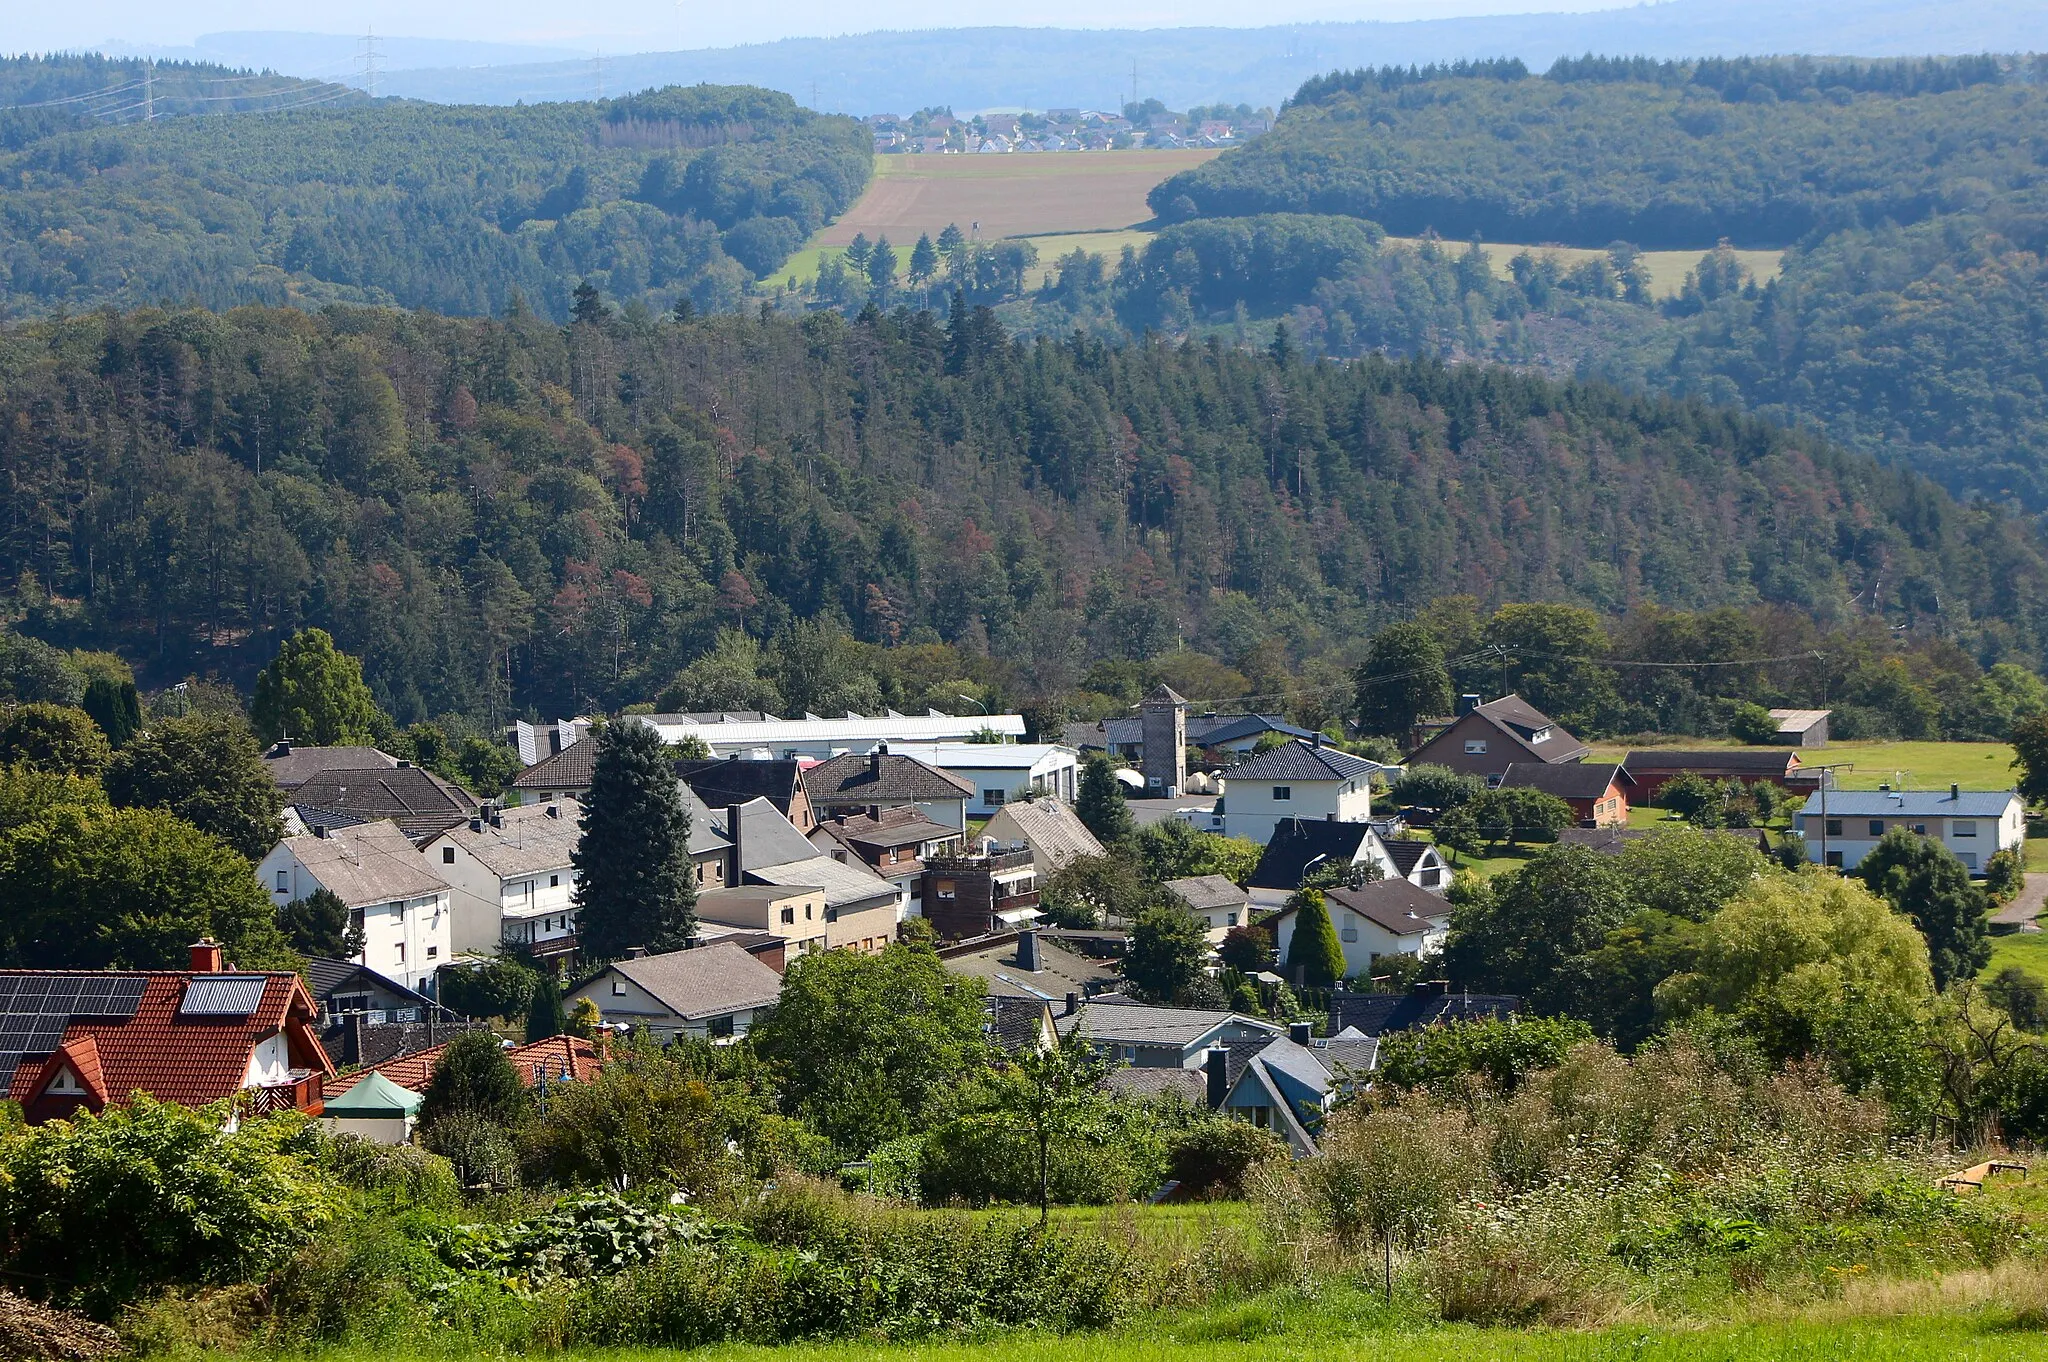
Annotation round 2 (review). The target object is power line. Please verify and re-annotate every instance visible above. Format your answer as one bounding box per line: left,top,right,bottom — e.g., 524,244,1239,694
356,28,384,100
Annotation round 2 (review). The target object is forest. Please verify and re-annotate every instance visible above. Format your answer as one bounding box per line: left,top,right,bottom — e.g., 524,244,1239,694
0,61,870,320
1081,56,2048,509
0,299,2044,740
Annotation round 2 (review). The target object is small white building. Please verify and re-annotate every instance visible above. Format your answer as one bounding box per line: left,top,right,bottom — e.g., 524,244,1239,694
1795,786,2025,873
630,710,1025,760
419,803,583,962
1163,874,1253,943
256,821,453,992
566,942,785,1041
1217,740,1386,845
1268,880,1451,980
884,741,1082,817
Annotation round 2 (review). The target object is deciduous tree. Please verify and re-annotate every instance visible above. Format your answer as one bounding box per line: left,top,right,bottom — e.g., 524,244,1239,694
104,713,284,860
1354,621,1453,737
250,628,381,746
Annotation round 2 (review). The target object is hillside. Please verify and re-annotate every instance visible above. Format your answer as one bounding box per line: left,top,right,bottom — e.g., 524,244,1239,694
0,80,870,320
2,302,2044,727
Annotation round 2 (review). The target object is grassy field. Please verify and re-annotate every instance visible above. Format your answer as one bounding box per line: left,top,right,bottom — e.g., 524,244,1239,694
1587,739,2020,793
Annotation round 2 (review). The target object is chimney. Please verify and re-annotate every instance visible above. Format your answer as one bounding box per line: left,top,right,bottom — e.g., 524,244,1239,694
471,817,484,833
870,748,883,778
344,1011,364,1066
877,741,889,756
626,946,647,959
1016,929,1041,972
1312,731,1324,749
1458,694,1481,716
189,939,223,972
271,739,292,757
1413,979,1451,998
1204,1046,1228,1109
1951,783,1961,801
726,803,744,875
1065,991,1080,1016
1289,1021,1313,1045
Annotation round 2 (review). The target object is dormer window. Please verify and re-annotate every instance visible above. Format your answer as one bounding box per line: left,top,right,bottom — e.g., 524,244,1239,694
45,1067,85,1096
1531,727,1551,744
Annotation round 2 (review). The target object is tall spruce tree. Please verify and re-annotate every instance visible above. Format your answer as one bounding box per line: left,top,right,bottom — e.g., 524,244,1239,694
526,971,568,1041
80,675,142,748
571,721,696,959
1285,889,1348,988
1076,755,1135,846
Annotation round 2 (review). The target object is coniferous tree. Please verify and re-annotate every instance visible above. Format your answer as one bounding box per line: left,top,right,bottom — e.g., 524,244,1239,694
571,720,696,959
80,675,142,748
909,233,938,283
1284,889,1347,987
250,628,380,745
526,971,568,1040
1076,755,1135,846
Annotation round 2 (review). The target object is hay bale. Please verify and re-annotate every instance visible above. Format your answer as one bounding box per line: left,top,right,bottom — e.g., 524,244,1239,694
0,1292,122,1361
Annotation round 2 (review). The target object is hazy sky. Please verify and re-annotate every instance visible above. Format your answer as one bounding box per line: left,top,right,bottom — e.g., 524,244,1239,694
14,0,1640,62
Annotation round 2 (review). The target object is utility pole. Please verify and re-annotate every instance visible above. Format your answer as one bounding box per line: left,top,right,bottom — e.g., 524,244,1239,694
356,28,383,99
1130,58,1138,114
1806,762,1851,872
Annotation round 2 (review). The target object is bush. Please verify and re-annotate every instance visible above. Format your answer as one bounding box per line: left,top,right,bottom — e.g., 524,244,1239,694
1165,1119,1288,1200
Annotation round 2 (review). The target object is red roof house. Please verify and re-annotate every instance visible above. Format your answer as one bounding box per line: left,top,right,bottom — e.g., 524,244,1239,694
3,941,335,1124
324,1032,602,1099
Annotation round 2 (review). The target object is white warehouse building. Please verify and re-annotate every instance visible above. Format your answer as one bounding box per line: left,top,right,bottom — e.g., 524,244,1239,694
629,710,1026,760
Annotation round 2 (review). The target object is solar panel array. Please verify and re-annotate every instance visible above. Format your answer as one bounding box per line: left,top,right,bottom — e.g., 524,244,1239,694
0,974,148,1087
179,975,268,1016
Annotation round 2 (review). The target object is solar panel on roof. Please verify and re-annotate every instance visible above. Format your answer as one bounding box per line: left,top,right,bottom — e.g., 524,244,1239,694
179,975,268,1016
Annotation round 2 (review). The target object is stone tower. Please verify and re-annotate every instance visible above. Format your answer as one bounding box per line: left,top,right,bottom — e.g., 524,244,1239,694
1140,684,1188,797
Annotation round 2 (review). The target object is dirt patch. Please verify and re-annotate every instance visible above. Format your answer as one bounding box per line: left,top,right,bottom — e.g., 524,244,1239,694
817,149,1219,245
0,1293,122,1361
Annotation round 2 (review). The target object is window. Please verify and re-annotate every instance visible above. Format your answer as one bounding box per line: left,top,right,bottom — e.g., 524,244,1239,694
1340,926,1358,943
1955,821,1978,838
1272,786,1292,801
1867,820,1885,837
442,846,455,864
1825,819,1843,837
549,874,560,887
983,789,1006,807
1227,911,1240,927
394,943,406,963
1464,739,1488,754
826,907,839,922
1825,851,1844,868
1912,824,1927,836
1121,1045,1136,1060
612,979,626,996
805,903,815,920
706,1014,735,1039
780,907,795,925
696,864,706,884
1531,727,1552,743
275,869,289,892
426,945,438,959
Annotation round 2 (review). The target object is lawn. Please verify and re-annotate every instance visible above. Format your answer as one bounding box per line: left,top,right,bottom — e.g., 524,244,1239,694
1987,929,2048,980
1589,739,2020,794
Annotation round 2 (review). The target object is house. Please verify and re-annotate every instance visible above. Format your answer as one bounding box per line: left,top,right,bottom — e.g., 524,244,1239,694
1404,694,1589,781
804,747,974,829
319,1070,422,1145
1216,739,1384,844
327,1033,601,1098
809,805,962,918
510,718,593,767
922,841,1042,938
261,741,397,789
1623,748,1805,800
284,764,476,841
1795,785,2025,872
300,956,465,1064
1163,874,1251,942
1247,819,1449,909
1211,1024,1379,1155
676,785,738,891
634,710,1025,760
257,820,454,992
1328,980,1521,1036
884,742,1082,816
1768,709,1832,747
3,941,334,1124
566,943,784,1040
1268,880,1451,979
1057,997,1279,1068
509,740,598,805
1497,762,1634,826
700,871,899,955
676,757,816,832
979,796,1105,876
941,928,1122,1004
420,803,582,961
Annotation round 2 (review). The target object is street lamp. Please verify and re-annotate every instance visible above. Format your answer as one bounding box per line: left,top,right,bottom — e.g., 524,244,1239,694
956,693,987,715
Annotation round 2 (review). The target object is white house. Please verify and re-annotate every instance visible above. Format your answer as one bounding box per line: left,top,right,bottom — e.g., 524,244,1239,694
419,804,582,961
1795,785,2025,873
1246,818,1450,911
256,821,453,992
885,742,1082,817
565,943,784,1041
1217,740,1386,844
630,710,1025,760
1268,880,1451,980
1163,874,1253,943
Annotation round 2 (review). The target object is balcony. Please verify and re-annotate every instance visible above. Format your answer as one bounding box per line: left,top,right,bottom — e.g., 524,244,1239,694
928,847,1035,875
244,1070,325,1118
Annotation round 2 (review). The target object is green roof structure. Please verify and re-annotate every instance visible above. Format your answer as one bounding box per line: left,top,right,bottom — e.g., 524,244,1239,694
321,1069,422,1119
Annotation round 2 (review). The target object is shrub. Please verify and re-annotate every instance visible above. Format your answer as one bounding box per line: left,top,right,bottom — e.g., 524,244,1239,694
1165,1119,1288,1200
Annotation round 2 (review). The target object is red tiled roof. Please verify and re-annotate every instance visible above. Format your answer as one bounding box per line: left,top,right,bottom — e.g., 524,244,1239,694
326,1033,601,1098
3,971,334,1116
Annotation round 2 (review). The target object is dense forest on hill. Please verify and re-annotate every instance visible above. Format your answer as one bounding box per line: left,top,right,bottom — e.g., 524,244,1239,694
0,53,357,125
0,74,869,320
1,302,2043,738
1067,56,2048,509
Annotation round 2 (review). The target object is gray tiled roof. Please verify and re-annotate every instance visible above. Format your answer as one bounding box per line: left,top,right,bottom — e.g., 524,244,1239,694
1163,874,1249,913
1248,819,1377,891
983,797,1104,871
1321,880,1451,936
1057,1000,1276,1048
262,744,398,789
511,741,598,791
1227,740,1385,783
285,820,451,907
1798,788,2021,818
286,767,474,838
431,803,580,877
1498,761,1633,800
806,752,973,803
747,854,899,911
608,943,783,1021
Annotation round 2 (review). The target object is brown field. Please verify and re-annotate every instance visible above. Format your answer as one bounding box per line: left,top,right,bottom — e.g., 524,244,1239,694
814,149,1219,246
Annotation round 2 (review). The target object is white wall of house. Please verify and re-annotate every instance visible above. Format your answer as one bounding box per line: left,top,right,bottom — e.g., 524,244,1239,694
1795,798,2025,872
887,744,1081,818
243,1033,293,1087
564,969,766,1041
255,843,452,992
1272,905,1445,980
422,833,579,958
1221,779,1373,845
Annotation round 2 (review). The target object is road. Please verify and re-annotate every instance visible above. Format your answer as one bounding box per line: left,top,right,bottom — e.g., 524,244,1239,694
1992,872,2048,931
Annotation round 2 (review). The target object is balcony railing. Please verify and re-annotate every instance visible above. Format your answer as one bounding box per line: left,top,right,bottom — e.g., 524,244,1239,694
244,1071,324,1118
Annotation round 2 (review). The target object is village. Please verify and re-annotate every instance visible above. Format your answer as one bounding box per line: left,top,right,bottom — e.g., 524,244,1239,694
863,102,1274,155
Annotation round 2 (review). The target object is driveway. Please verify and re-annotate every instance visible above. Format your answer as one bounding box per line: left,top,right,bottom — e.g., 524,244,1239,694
1992,872,2048,931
